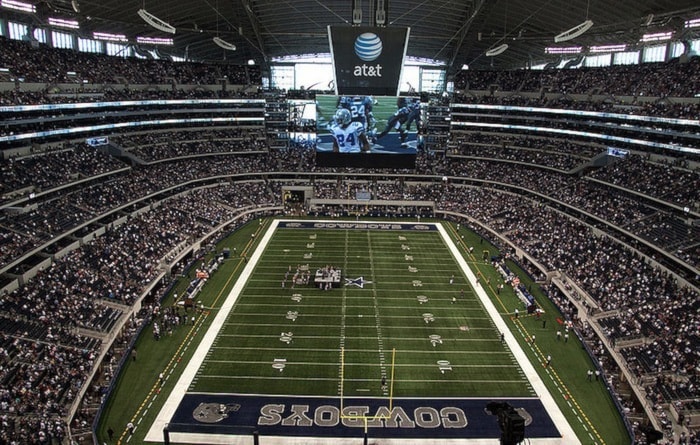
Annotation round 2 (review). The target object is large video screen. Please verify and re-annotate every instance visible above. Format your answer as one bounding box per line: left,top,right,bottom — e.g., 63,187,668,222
328,26,409,96
315,94,420,168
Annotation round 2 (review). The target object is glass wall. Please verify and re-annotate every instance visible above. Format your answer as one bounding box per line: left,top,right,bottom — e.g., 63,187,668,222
105,42,130,57
78,37,103,54
419,68,445,93
51,30,74,49
642,44,666,63
33,28,47,43
669,41,685,58
584,53,612,67
613,51,640,65
295,63,334,90
692,40,700,54
7,21,27,40
270,65,295,90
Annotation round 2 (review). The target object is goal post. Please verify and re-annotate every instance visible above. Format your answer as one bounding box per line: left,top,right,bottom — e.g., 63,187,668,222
339,346,396,429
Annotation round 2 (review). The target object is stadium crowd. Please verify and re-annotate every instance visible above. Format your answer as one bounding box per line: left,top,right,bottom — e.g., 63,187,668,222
450,133,599,170
454,57,700,98
0,142,125,201
452,91,700,120
112,128,268,161
0,36,260,86
0,42,698,444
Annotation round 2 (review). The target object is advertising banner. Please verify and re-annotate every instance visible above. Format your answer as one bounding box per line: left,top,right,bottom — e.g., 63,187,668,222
328,26,409,96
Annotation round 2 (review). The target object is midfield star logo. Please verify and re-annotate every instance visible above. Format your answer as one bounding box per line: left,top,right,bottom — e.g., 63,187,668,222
344,277,373,288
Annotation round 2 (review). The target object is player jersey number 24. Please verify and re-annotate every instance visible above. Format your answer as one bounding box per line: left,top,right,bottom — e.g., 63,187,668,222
331,122,365,153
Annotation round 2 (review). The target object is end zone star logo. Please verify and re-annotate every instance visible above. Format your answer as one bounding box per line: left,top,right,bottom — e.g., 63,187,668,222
344,277,373,288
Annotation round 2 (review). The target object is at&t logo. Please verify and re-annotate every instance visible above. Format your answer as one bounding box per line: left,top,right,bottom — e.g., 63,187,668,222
353,32,383,77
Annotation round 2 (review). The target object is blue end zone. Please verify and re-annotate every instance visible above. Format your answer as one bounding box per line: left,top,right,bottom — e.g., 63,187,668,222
168,394,561,440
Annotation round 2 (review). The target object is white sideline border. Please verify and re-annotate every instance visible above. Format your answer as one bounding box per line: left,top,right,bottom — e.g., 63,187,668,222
435,223,580,445
145,219,280,443
145,219,581,444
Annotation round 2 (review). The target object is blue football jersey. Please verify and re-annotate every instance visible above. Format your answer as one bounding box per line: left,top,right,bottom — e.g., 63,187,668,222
338,96,372,125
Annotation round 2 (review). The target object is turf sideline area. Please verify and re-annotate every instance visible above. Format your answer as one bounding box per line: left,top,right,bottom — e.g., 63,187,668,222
435,223,579,444
145,219,580,444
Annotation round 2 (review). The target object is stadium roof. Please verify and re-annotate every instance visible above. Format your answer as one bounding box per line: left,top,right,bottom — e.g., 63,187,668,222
19,0,700,75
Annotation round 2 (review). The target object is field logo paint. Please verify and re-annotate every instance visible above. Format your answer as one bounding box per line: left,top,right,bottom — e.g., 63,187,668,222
258,404,468,429
345,277,372,288
193,403,241,423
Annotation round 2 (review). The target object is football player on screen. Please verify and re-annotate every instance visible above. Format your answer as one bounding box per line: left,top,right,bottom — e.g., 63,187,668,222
377,96,412,147
337,96,375,126
405,97,422,133
330,108,371,153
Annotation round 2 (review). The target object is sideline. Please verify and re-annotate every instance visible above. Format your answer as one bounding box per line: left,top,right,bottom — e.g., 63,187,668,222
436,223,580,445
144,219,281,442
445,223,602,443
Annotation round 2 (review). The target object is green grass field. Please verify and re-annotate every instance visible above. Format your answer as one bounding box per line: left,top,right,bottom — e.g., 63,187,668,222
194,226,533,400
98,218,629,445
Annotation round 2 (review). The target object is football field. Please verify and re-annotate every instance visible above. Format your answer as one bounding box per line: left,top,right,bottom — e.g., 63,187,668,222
145,220,576,444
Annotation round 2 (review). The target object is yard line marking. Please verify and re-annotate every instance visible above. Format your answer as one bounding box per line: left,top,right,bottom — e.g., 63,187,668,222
219,323,496,330
366,230,389,397
195,374,530,384
210,346,514,355
202,359,522,369
223,312,490,319
215,333,506,342
337,229,349,399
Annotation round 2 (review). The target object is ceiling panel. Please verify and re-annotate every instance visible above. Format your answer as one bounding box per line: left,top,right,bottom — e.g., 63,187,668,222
20,0,699,75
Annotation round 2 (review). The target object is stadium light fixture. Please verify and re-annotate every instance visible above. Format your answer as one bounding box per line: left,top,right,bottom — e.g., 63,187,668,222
213,37,236,51
1,0,35,13
684,18,700,29
545,46,582,54
485,43,509,57
137,36,173,45
93,31,128,42
589,44,627,53
352,0,362,24
640,31,672,42
48,17,80,30
554,19,594,43
375,0,386,26
137,8,176,34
